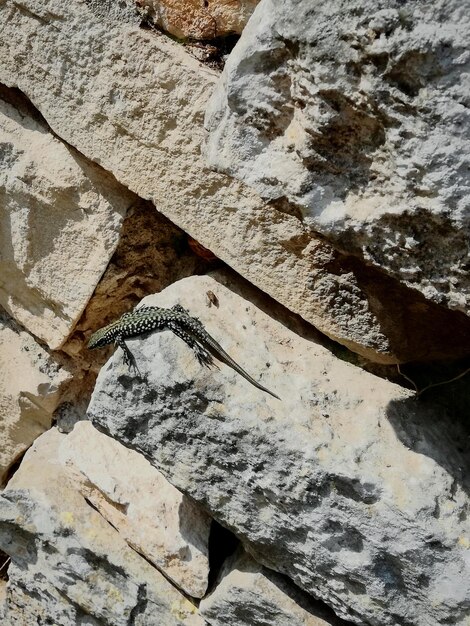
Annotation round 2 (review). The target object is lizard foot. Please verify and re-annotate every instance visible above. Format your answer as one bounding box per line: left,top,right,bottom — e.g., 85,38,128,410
194,344,216,368
117,338,142,376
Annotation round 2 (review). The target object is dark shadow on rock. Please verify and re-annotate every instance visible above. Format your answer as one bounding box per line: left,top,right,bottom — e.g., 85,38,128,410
262,566,357,626
386,375,470,496
0,548,10,582
0,83,51,132
206,520,240,593
326,252,470,364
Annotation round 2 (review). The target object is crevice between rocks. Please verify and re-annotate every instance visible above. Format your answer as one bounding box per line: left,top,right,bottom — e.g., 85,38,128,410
135,1,241,70
1,448,28,491
0,550,10,583
0,83,50,128
206,520,240,593
126,541,201,608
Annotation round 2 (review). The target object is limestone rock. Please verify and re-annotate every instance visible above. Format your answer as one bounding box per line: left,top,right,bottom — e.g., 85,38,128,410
60,421,211,598
2,572,104,626
88,274,470,626
0,311,72,484
204,0,470,314
0,428,205,625
0,88,136,349
2,0,466,363
138,0,259,39
201,548,349,626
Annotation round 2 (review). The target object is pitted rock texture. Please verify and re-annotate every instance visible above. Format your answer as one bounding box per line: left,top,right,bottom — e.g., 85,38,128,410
0,88,135,349
88,274,470,626
200,548,350,626
0,311,72,484
2,0,468,363
204,0,470,314
61,421,211,598
138,0,259,39
0,429,205,626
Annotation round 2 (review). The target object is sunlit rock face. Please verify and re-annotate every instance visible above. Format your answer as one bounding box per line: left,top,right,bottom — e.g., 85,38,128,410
88,274,470,626
205,0,470,314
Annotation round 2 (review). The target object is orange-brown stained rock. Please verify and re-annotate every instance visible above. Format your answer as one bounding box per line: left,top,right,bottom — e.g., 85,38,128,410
137,0,260,39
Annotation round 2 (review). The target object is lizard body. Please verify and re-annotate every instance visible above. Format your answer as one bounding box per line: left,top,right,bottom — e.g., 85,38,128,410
88,304,279,400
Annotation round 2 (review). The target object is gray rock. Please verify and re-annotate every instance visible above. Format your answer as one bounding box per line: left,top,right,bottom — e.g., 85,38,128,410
204,0,470,314
88,275,470,626
2,567,103,626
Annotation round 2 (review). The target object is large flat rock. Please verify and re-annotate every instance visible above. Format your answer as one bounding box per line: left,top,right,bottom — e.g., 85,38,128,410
88,274,470,626
0,428,205,625
0,88,135,349
2,0,468,362
61,421,212,598
205,0,470,314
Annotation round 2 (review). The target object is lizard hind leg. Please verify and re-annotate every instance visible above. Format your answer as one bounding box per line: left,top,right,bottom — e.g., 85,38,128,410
171,303,190,315
168,323,216,369
171,304,206,333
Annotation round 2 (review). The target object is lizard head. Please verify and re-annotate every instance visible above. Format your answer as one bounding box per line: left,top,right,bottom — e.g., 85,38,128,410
87,323,117,349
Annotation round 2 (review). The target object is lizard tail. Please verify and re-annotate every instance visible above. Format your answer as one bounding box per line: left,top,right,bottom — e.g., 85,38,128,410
199,332,281,401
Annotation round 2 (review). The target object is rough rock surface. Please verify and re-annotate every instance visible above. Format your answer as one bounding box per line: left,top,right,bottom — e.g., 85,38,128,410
138,0,259,39
204,0,470,314
0,310,72,484
201,548,349,626
0,88,135,349
88,274,470,626
2,573,104,626
0,428,205,625
61,421,211,598
2,0,469,363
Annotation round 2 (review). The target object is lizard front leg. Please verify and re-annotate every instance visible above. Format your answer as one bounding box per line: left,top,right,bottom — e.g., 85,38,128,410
115,334,140,374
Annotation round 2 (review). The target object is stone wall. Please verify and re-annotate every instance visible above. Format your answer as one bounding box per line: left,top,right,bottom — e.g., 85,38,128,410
0,1,469,625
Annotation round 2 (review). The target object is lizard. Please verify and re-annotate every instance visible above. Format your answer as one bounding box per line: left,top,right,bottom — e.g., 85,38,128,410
88,304,280,400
